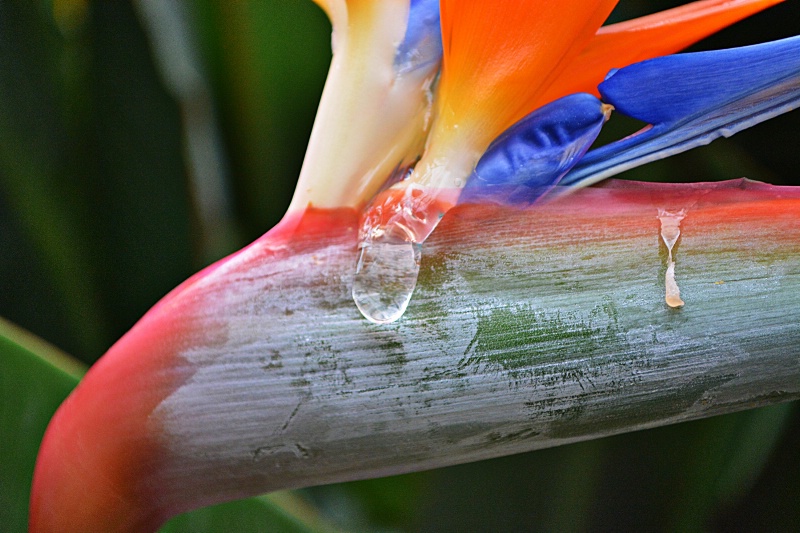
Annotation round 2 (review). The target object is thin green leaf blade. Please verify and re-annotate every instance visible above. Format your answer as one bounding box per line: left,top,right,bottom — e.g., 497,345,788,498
0,318,83,533
160,495,327,533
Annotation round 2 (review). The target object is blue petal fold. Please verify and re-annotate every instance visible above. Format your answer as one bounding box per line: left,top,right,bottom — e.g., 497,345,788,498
562,36,800,188
460,93,607,205
395,0,442,75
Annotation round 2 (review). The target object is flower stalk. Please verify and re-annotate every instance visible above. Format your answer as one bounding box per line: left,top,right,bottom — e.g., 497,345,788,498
30,179,800,532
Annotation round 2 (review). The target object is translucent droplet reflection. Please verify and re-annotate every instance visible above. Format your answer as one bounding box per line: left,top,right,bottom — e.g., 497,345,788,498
352,238,421,324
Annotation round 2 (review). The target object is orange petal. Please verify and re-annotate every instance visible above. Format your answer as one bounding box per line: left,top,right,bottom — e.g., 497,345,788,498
435,0,619,151
539,0,786,105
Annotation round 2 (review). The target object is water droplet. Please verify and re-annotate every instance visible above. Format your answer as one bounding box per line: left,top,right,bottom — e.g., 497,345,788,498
352,237,421,324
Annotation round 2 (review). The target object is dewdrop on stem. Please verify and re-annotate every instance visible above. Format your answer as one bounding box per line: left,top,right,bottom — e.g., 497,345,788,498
352,237,422,324
352,182,457,324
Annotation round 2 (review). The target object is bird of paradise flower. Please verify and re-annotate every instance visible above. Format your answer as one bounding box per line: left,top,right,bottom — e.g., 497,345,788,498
29,1,800,532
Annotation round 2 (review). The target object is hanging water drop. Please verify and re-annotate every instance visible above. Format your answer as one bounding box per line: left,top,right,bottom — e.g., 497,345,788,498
352,236,422,324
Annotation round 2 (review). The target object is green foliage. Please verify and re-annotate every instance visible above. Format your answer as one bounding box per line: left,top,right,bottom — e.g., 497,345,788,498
1,0,798,531
0,319,83,532
160,496,321,533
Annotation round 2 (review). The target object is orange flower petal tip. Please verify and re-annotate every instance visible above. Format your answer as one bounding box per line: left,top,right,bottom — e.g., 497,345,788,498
436,0,619,144
542,0,787,102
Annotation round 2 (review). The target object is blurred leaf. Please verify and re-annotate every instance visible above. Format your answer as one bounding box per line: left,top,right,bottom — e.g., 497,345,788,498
0,318,83,533
711,405,800,531
0,0,110,358
0,2,197,363
187,0,331,235
669,404,794,530
133,0,244,264
306,473,428,531
412,439,607,533
161,494,325,533
711,404,794,506
82,2,196,352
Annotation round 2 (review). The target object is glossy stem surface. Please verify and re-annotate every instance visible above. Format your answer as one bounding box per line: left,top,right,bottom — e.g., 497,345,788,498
33,180,800,531
160,180,800,515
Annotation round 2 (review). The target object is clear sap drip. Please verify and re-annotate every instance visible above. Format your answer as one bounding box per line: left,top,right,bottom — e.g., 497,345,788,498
352,238,422,324
658,209,686,308
664,260,684,308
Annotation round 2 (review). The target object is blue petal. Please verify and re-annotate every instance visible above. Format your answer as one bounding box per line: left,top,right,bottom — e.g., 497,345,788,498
562,36,800,188
460,93,607,205
395,0,442,75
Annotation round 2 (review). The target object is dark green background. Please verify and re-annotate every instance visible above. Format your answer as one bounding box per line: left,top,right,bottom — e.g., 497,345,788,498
1,1,798,531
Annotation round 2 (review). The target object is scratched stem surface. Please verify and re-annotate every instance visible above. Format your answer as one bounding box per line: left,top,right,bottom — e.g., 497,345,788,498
155,179,800,507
